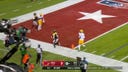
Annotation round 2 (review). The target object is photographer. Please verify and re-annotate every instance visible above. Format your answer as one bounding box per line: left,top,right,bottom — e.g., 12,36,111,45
80,57,88,72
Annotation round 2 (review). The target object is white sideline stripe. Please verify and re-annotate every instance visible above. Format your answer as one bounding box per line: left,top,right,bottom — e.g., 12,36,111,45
120,56,128,61
11,0,84,26
91,51,97,53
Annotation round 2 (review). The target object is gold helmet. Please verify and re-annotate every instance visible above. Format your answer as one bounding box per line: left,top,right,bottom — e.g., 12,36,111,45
40,13,43,16
80,29,84,32
53,29,57,33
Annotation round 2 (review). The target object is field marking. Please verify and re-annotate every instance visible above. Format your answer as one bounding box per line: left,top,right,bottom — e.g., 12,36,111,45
83,48,87,51
120,56,128,61
26,5,33,8
11,0,85,25
12,9,20,12
85,22,128,43
91,51,97,54
0,13,6,16
22,38,128,72
0,49,8,52
38,2,43,5
97,0,125,8
1,0,127,71
110,56,116,58
104,43,128,57
80,22,128,52
101,53,106,56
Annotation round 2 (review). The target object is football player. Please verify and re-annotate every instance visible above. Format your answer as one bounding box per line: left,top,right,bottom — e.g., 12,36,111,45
51,30,60,48
78,29,85,51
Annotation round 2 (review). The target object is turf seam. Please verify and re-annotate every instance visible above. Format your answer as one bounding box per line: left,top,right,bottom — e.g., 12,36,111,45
103,43,128,57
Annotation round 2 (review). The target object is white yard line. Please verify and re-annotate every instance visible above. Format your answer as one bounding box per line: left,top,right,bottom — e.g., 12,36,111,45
110,55,116,58
101,53,106,56
0,49,8,52
26,5,33,8
12,9,20,12
83,48,87,51
0,0,127,71
0,13,7,16
91,51,97,54
120,56,128,61
38,2,43,5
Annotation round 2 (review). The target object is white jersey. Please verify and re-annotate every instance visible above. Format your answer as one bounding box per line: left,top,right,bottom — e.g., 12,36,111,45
79,32,85,40
36,47,42,53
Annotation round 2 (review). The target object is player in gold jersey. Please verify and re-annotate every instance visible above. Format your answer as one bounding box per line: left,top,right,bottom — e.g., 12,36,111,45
77,29,85,51
51,30,60,48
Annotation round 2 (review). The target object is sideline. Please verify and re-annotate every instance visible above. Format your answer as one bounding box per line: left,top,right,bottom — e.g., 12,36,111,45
0,0,128,71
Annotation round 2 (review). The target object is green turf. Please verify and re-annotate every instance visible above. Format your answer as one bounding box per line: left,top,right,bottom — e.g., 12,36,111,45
0,0,65,18
81,24,128,62
0,40,118,72
0,0,126,71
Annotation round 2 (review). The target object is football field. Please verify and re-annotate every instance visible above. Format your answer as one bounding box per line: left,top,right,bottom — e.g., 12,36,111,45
13,0,128,63
81,24,128,62
0,0,128,72
0,40,118,72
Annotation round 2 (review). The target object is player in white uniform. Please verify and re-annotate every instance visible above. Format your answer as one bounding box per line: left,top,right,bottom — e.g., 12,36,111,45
78,29,85,51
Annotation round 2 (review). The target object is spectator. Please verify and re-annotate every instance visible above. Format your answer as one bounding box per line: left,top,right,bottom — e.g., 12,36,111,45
8,34,15,44
28,63,34,72
76,57,82,66
22,53,31,71
4,35,10,50
36,44,43,66
20,43,27,65
16,29,21,42
80,57,88,72
21,26,28,41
